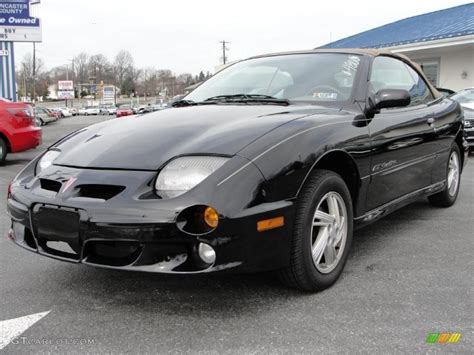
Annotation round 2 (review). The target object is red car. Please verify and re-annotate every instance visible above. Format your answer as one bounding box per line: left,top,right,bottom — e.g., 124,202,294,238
116,105,134,118
0,98,42,165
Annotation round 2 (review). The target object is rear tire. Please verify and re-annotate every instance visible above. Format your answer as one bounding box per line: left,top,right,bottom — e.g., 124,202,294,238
278,169,353,292
0,137,8,165
428,144,461,207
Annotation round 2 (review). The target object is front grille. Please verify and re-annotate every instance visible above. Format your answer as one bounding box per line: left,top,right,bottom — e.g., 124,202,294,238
83,241,142,266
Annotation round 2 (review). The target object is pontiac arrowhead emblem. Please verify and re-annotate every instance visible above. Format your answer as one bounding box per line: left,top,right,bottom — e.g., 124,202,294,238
61,177,77,194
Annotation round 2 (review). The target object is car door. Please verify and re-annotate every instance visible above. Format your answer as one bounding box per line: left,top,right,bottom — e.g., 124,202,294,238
365,56,437,210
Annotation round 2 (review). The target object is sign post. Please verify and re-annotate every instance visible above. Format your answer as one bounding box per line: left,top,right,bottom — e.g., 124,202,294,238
0,0,42,101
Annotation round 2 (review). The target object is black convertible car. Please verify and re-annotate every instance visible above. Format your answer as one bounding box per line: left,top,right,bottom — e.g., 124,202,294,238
7,49,468,291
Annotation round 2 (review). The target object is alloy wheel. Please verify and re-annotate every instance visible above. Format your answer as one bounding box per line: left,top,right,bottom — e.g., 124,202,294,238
311,191,348,274
447,151,460,197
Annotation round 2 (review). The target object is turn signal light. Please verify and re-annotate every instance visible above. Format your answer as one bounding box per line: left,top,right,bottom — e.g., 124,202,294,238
257,216,285,232
204,207,219,228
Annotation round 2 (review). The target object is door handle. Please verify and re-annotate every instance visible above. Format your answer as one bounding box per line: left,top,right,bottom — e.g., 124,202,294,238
427,117,435,126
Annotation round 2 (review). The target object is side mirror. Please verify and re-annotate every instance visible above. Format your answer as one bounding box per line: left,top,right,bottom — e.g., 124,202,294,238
375,89,411,110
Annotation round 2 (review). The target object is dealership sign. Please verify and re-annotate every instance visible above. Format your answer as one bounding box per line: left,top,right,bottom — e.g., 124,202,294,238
58,80,74,99
0,0,42,42
58,80,73,91
102,85,115,104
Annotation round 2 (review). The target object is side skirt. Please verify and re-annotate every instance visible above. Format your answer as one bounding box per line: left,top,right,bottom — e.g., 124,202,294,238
354,181,446,230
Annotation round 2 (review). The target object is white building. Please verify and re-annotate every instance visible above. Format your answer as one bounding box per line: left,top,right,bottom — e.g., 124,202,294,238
320,3,474,91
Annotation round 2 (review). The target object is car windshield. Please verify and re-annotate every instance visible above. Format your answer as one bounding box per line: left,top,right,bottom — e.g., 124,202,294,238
185,53,362,104
450,89,474,104
120,105,131,109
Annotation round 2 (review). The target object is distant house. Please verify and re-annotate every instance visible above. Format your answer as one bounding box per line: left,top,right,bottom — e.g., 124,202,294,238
320,3,474,91
47,84,58,100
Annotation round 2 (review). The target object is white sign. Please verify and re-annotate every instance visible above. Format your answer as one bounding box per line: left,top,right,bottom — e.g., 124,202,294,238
0,26,41,42
58,90,74,100
102,85,115,104
0,0,42,42
0,49,8,56
58,80,74,91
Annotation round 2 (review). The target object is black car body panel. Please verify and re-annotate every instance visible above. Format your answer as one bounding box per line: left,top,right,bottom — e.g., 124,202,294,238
7,49,468,274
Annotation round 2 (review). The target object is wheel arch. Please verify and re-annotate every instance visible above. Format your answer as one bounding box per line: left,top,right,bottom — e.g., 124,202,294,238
297,149,362,212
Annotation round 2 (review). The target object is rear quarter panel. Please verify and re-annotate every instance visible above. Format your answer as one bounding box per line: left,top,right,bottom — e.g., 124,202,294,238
431,98,464,182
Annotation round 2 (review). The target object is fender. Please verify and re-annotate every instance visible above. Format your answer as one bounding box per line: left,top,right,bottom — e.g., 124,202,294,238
237,112,372,214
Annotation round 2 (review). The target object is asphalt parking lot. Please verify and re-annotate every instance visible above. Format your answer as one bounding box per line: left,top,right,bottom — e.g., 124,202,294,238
0,115,472,354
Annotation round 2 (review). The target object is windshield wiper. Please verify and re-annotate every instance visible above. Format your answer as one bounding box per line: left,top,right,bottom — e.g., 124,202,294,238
171,100,196,107
204,94,290,105
171,99,222,107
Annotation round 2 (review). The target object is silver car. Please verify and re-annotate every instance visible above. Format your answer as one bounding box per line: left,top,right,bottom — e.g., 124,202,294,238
34,107,57,126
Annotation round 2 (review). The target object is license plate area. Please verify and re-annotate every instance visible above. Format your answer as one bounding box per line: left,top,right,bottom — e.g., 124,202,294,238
31,205,84,243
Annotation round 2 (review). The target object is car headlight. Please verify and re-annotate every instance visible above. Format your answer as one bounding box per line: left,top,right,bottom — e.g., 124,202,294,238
156,156,229,198
36,150,61,175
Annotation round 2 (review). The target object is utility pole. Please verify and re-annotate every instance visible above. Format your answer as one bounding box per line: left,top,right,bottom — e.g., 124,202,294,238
144,70,147,103
32,42,36,103
22,64,27,101
219,40,229,65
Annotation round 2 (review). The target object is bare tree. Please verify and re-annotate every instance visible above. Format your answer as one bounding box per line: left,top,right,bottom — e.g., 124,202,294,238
88,54,111,83
73,52,89,84
18,53,44,99
26,49,212,100
113,50,134,90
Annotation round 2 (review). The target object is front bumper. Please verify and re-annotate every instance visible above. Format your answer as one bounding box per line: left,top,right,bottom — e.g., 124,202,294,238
465,127,474,147
7,162,294,274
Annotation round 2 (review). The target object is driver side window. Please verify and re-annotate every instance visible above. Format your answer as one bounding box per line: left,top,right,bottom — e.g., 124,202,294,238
370,56,432,107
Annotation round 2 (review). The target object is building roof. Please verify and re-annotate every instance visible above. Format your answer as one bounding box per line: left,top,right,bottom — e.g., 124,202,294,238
320,3,474,49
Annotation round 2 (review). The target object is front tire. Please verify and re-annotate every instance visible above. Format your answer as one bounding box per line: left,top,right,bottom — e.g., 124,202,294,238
279,169,353,292
429,145,461,207
0,137,8,165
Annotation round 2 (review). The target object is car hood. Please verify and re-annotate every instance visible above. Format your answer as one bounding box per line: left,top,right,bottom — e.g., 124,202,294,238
53,104,339,170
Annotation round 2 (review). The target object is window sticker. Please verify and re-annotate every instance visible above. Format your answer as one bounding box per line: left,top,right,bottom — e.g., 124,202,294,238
313,92,338,100
342,56,360,76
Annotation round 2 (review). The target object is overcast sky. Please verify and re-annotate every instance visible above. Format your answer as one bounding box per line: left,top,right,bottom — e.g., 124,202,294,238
13,0,471,75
